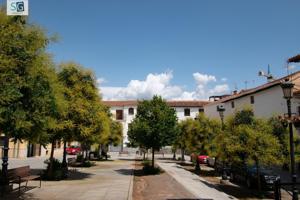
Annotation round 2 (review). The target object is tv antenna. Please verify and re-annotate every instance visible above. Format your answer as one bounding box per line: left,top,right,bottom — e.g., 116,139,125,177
258,64,274,82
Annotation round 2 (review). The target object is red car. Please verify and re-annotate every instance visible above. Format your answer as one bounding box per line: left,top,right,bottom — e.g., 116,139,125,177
198,155,209,164
66,145,81,155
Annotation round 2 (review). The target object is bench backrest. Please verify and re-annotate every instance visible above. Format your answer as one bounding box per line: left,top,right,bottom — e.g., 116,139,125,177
8,166,30,180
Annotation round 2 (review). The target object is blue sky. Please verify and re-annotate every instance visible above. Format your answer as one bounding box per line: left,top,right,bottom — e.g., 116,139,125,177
2,0,300,100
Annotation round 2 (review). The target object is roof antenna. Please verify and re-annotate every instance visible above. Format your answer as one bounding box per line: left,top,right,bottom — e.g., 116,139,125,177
258,64,274,82
244,80,248,89
234,83,238,91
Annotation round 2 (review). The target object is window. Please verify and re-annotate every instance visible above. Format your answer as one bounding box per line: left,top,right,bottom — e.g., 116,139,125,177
231,101,235,108
184,108,190,116
128,108,134,115
250,96,254,104
116,110,123,120
198,108,204,113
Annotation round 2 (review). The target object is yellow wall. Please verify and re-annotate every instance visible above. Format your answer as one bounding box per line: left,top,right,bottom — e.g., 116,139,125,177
0,139,64,159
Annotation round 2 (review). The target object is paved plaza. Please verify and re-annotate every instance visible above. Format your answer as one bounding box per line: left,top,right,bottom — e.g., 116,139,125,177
3,155,135,200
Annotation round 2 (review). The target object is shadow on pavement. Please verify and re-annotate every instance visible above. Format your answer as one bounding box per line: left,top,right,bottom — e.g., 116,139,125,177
197,177,271,199
114,168,133,176
1,186,37,200
177,163,272,199
66,170,93,180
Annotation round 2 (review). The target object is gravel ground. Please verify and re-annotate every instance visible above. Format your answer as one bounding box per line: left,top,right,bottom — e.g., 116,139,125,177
133,160,196,200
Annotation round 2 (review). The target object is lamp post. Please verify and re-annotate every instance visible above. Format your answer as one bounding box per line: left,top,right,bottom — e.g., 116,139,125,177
281,79,298,200
217,105,227,180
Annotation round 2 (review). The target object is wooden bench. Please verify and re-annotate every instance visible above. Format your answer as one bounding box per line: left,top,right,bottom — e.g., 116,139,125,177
67,157,79,171
8,166,41,193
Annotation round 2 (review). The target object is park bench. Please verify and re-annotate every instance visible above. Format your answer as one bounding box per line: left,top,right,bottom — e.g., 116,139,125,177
8,166,41,193
67,157,81,171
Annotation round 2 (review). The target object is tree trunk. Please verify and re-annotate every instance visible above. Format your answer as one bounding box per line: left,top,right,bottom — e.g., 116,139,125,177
256,160,262,192
47,140,55,178
143,151,146,160
181,148,185,161
62,140,68,177
173,151,176,160
151,148,155,168
85,149,89,161
62,140,67,167
1,136,9,193
195,156,201,172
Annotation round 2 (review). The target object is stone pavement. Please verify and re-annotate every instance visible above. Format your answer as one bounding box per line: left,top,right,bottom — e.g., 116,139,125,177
157,160,237,200
3,156,135,200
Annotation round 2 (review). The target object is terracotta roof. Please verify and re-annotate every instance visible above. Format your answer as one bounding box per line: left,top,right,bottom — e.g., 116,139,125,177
102,100,138,107
102,100,208,107
207,70,300,106
166,101,208,107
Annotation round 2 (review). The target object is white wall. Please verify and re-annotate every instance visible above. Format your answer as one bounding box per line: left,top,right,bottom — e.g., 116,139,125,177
110,106,137,145
109,105,204,146
204,85,300,121
175,107,201,121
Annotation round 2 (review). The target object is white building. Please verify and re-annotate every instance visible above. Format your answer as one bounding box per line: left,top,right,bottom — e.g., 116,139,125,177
204,71,300,121
103,100,208,146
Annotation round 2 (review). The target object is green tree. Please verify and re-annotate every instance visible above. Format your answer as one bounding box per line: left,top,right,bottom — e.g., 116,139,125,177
128,96,177,167
0,10,65,182
58,63,110,161
108,120,123,146
217,109,282,191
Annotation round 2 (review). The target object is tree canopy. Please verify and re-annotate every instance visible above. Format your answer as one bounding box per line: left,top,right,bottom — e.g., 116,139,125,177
128,95,177,167
0,10,64,145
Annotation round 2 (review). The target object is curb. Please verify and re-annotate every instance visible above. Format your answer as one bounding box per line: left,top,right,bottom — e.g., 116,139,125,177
127,157,135,200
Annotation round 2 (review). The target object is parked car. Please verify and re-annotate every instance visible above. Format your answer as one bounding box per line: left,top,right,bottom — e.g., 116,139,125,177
229,164,278,190
66,145,81,155
198,155,209,164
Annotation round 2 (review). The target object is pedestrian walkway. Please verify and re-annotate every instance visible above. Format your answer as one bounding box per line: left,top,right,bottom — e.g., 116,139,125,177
3,156,135,200
157,160,237,200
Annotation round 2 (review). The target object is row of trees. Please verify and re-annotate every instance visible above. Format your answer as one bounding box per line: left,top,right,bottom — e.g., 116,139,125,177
174,108,299,191
127,95,297,191
0,9,122,180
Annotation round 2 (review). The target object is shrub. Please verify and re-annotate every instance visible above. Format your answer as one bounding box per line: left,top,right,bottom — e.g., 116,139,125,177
43,158,64,180
76,154,84,162
81,160,95,167
142,160,162,175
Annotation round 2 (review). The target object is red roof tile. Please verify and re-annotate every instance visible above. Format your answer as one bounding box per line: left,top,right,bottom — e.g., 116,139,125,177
102,100,208,107
207,70,300,106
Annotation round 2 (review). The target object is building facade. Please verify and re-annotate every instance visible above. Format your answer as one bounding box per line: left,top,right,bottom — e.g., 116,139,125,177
204,71,300,121
0,136,64,159
103,100,208,146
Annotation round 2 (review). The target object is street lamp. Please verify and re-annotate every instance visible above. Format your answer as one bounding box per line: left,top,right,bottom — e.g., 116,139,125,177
281,79,298,200
217,105,227,180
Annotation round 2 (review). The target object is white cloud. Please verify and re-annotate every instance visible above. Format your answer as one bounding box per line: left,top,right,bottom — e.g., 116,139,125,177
221,77,227,82
209,84,229,94
99,72,230,100
193,73,216,85
96,77,106,85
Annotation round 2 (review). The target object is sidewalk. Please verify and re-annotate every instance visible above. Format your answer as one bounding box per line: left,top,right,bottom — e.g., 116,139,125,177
3,156,135,200
157,160,237,200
